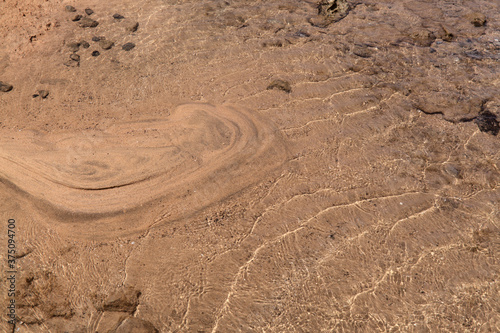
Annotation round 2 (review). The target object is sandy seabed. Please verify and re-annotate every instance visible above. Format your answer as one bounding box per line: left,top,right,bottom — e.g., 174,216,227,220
0,0,499,332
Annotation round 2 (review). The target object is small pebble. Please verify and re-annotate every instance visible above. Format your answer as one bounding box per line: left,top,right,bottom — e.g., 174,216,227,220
125,21,139,32
267,80,292,93
65,5,76,12
78,17,99,28
468,12,486,27
92,50,100,57
92,36,103,42
38,90,50,99
64,59,79,67
71,14,83,22
85,8,94,15
67,41,80,52
99,40,114,50
0,81,13,92
70,54,80,62
113,13,125,20
80,40,90,48
122,42,135,51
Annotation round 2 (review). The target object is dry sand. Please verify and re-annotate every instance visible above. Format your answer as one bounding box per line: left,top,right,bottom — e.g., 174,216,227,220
0,0,499,332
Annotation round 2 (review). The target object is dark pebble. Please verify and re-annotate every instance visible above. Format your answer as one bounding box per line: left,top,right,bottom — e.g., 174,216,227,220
78,17,99,28
80,40,90,48
70,54,80,62
99,40,114,50
122,42,135,51
85,8,94,15
429,48,436,53
113,13,125,20
267,80,292,93
65,5,76,12
92,36,103,42
71,14,83,22
475,111,499,136
0,81,13,92
92,50,100,57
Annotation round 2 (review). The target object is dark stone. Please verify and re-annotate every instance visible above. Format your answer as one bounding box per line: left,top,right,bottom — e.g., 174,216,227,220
125,21,139,32
85,8,94,16
78,17,99,28
0,81,13,92
115,317,158,333
71,14,83,22
102,287,141,313
99,40,114,50
113,13,125,20
122,42,136,51
267,80,292,93
92,50,100,57
92,36,103,42
80,40,90,48
474,111,499,136
65,5,76,12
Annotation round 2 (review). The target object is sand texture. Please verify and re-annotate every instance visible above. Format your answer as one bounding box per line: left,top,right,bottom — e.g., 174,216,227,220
0,0,499,332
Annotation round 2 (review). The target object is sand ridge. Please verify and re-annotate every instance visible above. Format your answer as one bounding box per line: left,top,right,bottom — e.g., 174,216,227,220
0,103,287,236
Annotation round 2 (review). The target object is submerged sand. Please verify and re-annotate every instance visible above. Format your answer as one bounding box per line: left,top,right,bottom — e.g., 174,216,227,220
0,0,499,332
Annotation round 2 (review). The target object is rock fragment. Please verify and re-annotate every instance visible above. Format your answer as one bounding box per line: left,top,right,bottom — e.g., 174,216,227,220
310,0,354,27
0,81,13,92
67,41,81,52
410,28,436,47
80,40,90,48
71,14,83,22
113,13,125,20
35,91,47,98
85,8,94,15
474,111,499,136
78,17,99,28
64,54,80,67
267,80,292,93
38,90,50,99
115,317,159,333
92,36,103,42
102,287,141,313
467,12,486,27
65,5,76,12
122,42,135,51
99,40,114,50
92,50,100,57
70,54,80,62
352,45,373,58
125,21,139,32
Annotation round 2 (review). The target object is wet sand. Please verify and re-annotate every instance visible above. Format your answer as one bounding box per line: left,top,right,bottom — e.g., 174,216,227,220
0,0,499,332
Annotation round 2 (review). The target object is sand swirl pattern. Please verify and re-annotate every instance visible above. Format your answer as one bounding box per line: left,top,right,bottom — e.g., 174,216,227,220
0,103,287,236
